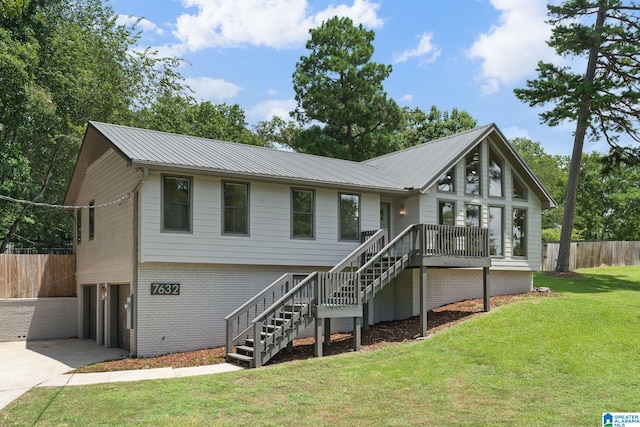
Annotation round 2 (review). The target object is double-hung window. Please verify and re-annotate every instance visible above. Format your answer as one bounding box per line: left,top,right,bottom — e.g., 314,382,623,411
339,193,360,240
223,182,249,235
163,176,192,232
292,189,314,238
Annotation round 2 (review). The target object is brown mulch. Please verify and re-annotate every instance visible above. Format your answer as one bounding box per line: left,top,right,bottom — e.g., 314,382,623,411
75,291,557,373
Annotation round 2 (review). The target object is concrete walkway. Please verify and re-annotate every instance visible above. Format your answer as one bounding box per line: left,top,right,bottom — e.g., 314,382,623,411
0,339,244,411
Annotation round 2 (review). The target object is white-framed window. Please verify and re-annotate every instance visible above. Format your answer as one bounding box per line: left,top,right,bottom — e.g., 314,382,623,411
438,201,456,226
339,193,360,241
292,188,315,238
162,175,192,232
465,204,481,227
512,208,527,257
512,172,528,200
437,167,455,192
223,181,249,235
465,146,481,195
489,206,503,256
488,149,503,197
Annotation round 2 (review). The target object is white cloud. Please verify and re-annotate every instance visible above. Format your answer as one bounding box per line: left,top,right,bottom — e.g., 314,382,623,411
184,77,243,101
247,99,297,122
117,15,164,35
466,0,560,95
501,125,532,141
398,94,413,103
174,0,383,51
394,32,441,65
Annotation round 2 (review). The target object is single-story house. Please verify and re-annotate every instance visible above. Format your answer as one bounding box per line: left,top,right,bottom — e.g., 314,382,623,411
64,121,555,367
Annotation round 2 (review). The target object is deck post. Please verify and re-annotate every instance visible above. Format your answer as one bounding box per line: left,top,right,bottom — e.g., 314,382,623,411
314,317,323,357
324,318,331,347
353,317,361,351
362,302,369,331
419,225,428,337
483,267,490,312
419,265,427,337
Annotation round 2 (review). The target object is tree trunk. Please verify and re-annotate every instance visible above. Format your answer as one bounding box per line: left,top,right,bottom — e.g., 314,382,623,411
556,3,607,272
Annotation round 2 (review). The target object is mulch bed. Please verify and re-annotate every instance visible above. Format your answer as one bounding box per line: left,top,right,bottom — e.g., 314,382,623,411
75,290,557,373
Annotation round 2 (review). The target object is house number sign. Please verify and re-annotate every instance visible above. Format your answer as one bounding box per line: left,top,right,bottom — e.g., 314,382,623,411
151,283,180,295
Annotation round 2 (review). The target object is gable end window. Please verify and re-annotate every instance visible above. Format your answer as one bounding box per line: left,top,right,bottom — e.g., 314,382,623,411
512,172,528,200
163,175,192,232
437,167,455,192
465,146,481,195
223,182,249,235
292,188,314,238
339,193,360,241
89,200,95,240
512,208,527,257
488,149,503,197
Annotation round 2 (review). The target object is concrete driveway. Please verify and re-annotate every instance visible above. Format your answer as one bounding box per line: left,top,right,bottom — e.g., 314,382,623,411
0,339,128,411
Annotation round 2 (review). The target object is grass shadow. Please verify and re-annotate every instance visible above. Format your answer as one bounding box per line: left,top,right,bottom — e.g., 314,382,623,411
536,267,640,294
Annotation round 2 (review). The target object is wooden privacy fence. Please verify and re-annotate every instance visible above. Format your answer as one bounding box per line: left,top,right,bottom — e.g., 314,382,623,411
542,241,640,271
0,254,76,298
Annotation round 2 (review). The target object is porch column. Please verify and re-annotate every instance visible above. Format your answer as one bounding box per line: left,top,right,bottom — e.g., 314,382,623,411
324,318,331,347
314,317,323,357
353,317,361,351
483,267,490,312
419,266,428,337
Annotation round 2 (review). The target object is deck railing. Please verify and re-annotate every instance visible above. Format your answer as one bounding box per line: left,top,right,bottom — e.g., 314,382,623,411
423,224,488,257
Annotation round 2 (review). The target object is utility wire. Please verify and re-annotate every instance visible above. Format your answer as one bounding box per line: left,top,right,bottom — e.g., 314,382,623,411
0,193,131,210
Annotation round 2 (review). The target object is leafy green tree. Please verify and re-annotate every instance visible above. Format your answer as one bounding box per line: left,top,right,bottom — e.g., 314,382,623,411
576,152,640,240
130,94,265,146
0,0,186,252
291,16,403,161
514,0,640,271
510,138,570,241
397,106,476,148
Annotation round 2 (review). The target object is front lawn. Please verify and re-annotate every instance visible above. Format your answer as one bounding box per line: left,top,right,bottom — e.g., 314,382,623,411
3,266,639,426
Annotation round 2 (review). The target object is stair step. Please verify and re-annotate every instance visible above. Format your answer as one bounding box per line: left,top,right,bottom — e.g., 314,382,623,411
236,345,254,356
226,352,254,368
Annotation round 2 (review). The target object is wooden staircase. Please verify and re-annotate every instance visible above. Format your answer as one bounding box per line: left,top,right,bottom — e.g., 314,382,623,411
225,223,489,368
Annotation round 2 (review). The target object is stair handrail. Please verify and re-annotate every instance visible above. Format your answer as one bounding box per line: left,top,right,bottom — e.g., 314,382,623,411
355,224,419,274
225,272,298,353
329,229,387,273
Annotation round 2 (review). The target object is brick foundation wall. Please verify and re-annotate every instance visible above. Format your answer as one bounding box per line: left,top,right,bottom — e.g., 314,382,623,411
0,298,78,342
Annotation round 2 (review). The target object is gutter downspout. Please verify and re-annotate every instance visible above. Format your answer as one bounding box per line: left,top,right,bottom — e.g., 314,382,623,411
131,167,148,356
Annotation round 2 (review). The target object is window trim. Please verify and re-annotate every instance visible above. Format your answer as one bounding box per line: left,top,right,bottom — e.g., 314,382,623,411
512,207,527,258
465,203,482,228
88,200,95,241
338,192,361,241
291,188,315,239
161,174,193,233
512,170,529,201
488,205,504,257
222,180,250,236
437,200,457,226
488,148,504,198
465,145,481,195
436,167,456,193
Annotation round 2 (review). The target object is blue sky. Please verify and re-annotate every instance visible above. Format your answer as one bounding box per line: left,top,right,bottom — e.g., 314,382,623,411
108,0,604,157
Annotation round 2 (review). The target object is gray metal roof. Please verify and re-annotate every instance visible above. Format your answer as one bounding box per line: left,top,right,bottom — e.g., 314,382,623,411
364,124,494,191
67,121,554,208
88,121,405,192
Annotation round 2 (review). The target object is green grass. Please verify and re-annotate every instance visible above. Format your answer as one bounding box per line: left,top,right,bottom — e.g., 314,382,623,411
3,266,640,426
